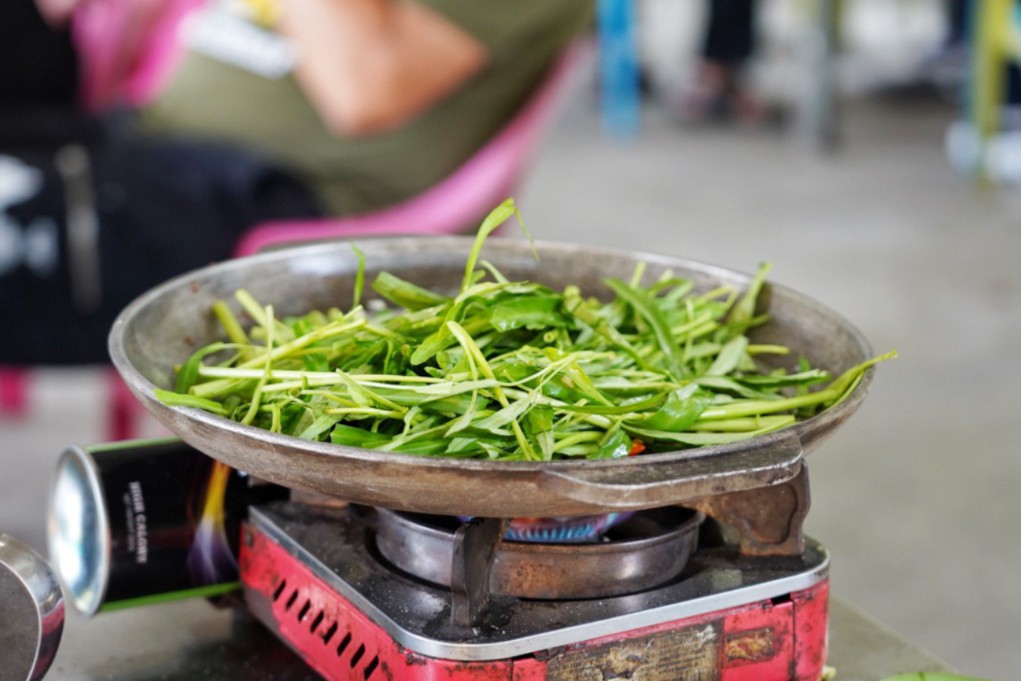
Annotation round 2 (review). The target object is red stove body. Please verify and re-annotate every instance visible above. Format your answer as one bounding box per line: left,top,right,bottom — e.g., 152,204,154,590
239,503,829,681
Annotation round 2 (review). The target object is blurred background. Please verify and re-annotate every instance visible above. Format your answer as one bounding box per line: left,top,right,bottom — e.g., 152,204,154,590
3,1,1020,680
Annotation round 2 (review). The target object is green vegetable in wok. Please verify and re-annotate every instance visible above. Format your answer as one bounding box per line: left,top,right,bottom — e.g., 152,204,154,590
156,199,895,461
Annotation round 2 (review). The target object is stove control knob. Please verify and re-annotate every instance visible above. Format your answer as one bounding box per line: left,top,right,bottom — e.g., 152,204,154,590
0,533,65,681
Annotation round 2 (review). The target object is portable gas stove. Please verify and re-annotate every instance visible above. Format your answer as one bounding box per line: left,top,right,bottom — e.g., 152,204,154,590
101,237,878,681
237,466,827,681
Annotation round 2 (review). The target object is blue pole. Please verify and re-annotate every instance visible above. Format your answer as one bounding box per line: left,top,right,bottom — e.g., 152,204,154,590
598,0,641,138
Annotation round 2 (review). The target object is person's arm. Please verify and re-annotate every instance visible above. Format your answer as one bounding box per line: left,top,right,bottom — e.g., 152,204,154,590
278,0,487,137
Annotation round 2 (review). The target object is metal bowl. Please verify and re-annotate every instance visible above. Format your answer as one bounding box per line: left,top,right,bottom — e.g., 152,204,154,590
109,237,875,517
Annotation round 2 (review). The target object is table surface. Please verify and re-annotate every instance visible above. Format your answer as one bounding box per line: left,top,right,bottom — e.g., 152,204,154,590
38,596,954,681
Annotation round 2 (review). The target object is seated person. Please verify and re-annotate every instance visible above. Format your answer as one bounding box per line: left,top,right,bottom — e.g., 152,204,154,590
39,0,594,215
0,0,591,365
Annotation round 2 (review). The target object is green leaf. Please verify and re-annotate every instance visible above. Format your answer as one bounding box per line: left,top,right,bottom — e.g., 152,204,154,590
330,424,390,448
729,261,772,326
155,388,229,415
604,277,685,380
372,271,450,311
557,393,664,415
627,419,791,446
212,301,248,346
299,414,340,441
351,243,366,310
827,350,899,400
638,385,708,431
461,198,526,293
733,368,830,388
488,294,568,332
705,336,748,377
591,427,631,459
695,375,781,400
174,342,230,393
525,405,555,460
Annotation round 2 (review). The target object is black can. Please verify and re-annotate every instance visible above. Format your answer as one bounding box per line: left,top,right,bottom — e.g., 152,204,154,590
47,437,285,616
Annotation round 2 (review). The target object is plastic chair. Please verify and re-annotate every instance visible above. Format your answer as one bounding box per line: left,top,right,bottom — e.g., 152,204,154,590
73,0,204,112
0,365,144,442
234,43,586,256
1,30,586,441
0,368,29,418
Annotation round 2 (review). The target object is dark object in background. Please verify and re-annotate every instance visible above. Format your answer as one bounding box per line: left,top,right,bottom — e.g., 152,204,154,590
702,0,757,67
0,0,79,109
677,0,778,126
0,1,321,366
0,129,322,366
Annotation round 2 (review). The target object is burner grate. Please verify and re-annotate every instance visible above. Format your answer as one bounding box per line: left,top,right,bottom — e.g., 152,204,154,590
374,507,703,603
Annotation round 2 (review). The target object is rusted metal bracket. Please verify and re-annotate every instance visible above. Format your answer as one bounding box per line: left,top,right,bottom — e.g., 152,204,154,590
450,517,506,628
689,465,811,557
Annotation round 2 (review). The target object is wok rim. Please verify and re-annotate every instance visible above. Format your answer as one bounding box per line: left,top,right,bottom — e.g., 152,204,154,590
108,236,875,507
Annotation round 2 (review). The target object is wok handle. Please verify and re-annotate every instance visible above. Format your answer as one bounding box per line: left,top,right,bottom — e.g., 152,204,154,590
537,430,804,509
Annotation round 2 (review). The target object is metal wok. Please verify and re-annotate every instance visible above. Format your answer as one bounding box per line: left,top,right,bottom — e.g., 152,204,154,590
109,237,874,518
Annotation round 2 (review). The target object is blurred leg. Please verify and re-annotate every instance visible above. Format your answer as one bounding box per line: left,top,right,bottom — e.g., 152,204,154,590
682,0,762,123
702,0,756,67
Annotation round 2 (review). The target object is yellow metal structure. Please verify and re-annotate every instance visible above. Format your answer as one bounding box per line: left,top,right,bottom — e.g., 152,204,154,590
967,0,1021,179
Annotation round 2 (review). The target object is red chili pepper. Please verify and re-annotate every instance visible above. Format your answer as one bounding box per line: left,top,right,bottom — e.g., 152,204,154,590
628,439,646,456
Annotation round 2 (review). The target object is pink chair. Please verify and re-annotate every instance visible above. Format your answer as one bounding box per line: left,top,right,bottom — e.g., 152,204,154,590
0,365,143,441
234,43,586,255
70,0,584,252
3,10,586,441
72,0,204,112
0,368,29,418
0,0,209,441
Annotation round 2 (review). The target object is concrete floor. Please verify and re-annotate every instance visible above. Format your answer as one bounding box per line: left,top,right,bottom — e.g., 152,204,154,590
3,57,1020,681
518,78,1021,680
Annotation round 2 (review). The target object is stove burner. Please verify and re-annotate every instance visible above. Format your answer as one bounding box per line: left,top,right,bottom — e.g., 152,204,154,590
239,502,832,680
458,512,635,543
374,507,703,601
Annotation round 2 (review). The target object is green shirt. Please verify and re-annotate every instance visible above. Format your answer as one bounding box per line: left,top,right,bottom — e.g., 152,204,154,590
139,0,593,216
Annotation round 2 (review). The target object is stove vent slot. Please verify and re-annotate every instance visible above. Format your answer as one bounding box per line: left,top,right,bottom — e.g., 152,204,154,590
337,631,353,656
256,548,382,679
328,632,380,678
350,643,366,667
298,600,312,621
